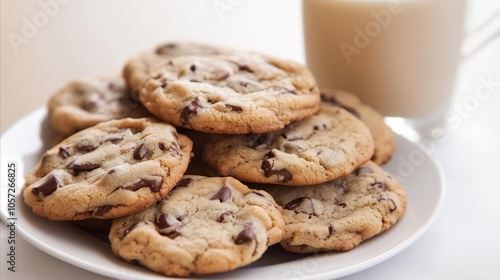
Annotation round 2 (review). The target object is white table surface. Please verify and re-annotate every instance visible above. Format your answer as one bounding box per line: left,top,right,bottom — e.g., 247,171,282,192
1,1,499,279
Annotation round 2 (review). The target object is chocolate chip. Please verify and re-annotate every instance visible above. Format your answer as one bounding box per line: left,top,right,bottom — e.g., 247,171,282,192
133,143,150,160
121,221,139,239
376,196,396,212
328,225,335,237
158,142,165,150
338,202,347,208
124,177,163,192
313,123,328,131
180,98,201,124
105,129,133,144
32,174,59,198
105,136,123,144
387,198,397,212
320,95,361,119
234,223,256,244
261,160,273,174
156,213,183,239
249,134,269,149
264,151,275,159
58,147,70,159
210,186,232,202
285,197,318,215
251,190,265,197
94,204,114,216
67,161,100,172
161,81,168,88
261,160,293,183
113,176,163,193
356,166,374,175
76,143,97,154
371,181,387,191
284,197,308,210
190,64,196,72
174,178,193,189
155,213,170,229
225,104,243,112
275,169,292,183
217,211,234,222
238,65,254,73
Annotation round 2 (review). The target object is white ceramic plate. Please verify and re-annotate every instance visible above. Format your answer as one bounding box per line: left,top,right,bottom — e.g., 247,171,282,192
0,108,445,280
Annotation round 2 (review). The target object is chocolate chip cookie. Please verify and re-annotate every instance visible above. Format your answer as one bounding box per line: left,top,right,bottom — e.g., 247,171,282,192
202,103,374,186
22,118,193,220
109,175,285,276
320,88,396,165
48,75,152,135
138,53,320,134
258,160,407,253
123,41,237,100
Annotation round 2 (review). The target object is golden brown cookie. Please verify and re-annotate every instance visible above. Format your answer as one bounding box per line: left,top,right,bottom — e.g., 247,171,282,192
138,53,320,134
320,88,396,165
109,175,284,276
202,104,374,186
258,161,407,253
23,118,192,220
123,41,238,100
48,75,151,135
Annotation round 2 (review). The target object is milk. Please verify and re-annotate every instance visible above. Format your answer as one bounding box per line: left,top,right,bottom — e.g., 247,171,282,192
303,0,466,118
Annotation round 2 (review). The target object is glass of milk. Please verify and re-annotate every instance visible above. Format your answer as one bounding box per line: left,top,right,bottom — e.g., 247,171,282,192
303,0,467,141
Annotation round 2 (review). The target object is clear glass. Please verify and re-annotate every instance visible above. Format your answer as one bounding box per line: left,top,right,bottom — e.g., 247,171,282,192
303,0,467,141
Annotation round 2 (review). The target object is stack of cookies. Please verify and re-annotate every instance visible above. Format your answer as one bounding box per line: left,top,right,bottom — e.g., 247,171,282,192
22,41,407,277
